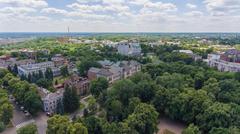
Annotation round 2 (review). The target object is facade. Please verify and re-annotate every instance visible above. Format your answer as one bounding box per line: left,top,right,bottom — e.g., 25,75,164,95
64,75,90,96
18,61,60,77
19,49,37,59
117,40,141,56
38,87,64,114
51,54,68,67
205,53,240,72
220,49,240,63
88,60,141,83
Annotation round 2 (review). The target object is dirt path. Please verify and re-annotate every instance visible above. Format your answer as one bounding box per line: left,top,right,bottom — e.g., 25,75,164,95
157,116,186,134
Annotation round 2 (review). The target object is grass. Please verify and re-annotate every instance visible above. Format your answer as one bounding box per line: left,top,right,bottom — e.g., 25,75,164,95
79,103,85,110
53,76,70,84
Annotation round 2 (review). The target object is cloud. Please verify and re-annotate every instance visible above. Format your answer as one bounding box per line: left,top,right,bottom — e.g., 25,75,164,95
128,0,149,5
102,0,125,5
185,11,203,17
0,7,36,14
41,8,68,15
67,3,129,13
0,0,48,8
204,0,240,16
186,3,197,9
141,1,177,13
77,0,101,3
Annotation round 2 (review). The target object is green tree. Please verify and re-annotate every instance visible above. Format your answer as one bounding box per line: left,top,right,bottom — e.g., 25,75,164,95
182,124,201,134
63,86,79,113
78,60,101,76
125,103,158,134
90,77,108,98
67,123,88,134
60,65,69,77
47,115,70,134
45,68,53,80
17,124,37,134
83,116,103,134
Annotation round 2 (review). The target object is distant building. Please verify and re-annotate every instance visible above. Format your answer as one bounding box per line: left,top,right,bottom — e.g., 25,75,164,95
18,61,60,77
64,74,90,96
177,50,202,61
38,87,64,114
19,49,37,59
220,49,240,63
117,40,141,56
88,60,141,83
51,54,68,67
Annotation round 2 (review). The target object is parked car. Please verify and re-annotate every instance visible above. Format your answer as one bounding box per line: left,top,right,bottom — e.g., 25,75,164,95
20,106,24,111
46,112,53,117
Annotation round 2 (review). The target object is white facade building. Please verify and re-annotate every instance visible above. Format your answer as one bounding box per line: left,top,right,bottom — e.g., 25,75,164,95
117,41,141,56
38,87,64,113
18,61,60,77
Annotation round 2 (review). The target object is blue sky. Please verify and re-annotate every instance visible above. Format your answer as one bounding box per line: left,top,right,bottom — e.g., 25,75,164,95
0,0,240,32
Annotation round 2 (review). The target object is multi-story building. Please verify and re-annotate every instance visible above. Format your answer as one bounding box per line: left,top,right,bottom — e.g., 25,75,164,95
51,54,68,67
88,60,141,83
205,53,240,72
38,87,64,114
64,74,90,96
18,61,60,77
117,40,141,56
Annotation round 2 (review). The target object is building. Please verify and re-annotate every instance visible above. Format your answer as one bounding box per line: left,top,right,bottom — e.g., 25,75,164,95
18,61,60,77
117,40,141,56
88,60,141,83
19,49,37,59
205,53,240,72
64,74,90,96
51,54,68,67
38,87,64,114
220,49,240,63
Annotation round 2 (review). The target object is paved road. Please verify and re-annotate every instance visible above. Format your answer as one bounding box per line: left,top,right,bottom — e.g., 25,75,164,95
34,112,48,134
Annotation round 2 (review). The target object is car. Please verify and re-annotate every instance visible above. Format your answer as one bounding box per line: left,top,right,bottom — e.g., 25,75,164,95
25,111,30,117
20,106,24,111
46,112,53,117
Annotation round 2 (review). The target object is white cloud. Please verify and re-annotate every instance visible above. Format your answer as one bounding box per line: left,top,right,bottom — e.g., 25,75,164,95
204,0,240,16
186,3,197,9
185,11,203,17
77,0,101,3
0,7,36,14
67,3,129,13
0,0,48,8
128,0,149,5
102,0,125,5
41,8,68,15
140,1,177,13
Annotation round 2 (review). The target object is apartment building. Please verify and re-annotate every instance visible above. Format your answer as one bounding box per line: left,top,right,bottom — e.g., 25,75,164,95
117,40,141,56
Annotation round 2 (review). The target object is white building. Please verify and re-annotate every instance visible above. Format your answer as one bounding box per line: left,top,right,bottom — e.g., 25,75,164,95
117,40,141,56
38,87,64,113
18,61,60,77
205,53,240,72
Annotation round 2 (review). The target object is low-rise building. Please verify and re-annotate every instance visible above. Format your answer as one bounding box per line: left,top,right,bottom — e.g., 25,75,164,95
117,40,141,56
38,87,64,114
88,60,141,83
18,61,60,77
51,54,68,67
64,74,90,96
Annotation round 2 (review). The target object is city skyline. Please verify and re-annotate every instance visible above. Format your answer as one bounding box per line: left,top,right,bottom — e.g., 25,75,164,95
0,0,240,32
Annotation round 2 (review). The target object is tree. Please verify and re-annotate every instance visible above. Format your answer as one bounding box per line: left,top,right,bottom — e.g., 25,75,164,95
134,80,156,102
36,78,52,88
78,60,101,76
47,115,70,134
63,86,79,113
0,122,5,132
83,116,103,134
90,77,108,98
13,64,18,75
56,100,64,115
60,65,69,77
17,124,37,134
106,99,123,121
67,123,88,134
45,68,53,80
125,103,158,134
23,90,43,114
196,102,232,132
182,124,201,134
0,89,13,125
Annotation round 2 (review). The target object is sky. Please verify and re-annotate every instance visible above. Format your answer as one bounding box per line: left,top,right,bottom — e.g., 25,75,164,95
0,0,240,32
